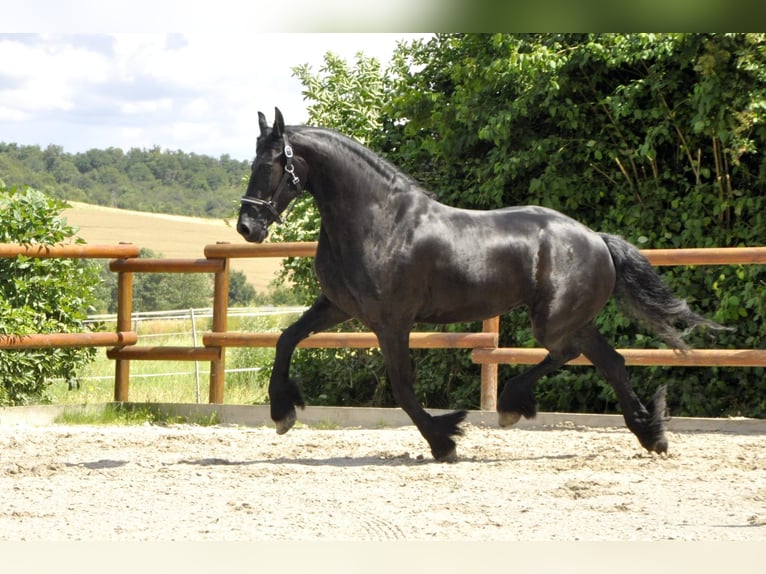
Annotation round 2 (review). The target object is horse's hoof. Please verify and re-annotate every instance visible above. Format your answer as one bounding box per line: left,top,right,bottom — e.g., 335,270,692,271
637,431,669,455
275,410,297,435
651,435,669,455
435,447,458,463
498,411,521,427
430,436,459,462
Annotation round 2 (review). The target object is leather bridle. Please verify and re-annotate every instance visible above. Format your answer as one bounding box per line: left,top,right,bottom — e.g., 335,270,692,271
240,133,302,224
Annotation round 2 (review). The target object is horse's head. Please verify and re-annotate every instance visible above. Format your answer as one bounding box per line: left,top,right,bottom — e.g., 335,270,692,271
237,107,307,243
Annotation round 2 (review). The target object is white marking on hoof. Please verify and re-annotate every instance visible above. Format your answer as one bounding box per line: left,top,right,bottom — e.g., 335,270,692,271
498,411,521,428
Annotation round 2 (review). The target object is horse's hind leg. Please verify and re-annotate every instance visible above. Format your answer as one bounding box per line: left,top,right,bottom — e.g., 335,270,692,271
269,294,349,434
377,328,466,462
580,326,668,454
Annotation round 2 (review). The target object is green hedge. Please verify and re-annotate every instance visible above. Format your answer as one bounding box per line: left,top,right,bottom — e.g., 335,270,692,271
265,35,766,417
0,186,100,405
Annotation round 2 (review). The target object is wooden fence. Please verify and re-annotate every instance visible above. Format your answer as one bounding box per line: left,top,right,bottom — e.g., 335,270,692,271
0,243,140,353
2,241,765,411
202,242,766,410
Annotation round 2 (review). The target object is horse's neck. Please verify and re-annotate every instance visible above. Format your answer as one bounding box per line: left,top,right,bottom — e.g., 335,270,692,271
310,174,389,237
297,134,382,211
294,129,424,244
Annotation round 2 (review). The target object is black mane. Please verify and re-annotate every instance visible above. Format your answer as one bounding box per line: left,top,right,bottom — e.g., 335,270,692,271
290,126,436,199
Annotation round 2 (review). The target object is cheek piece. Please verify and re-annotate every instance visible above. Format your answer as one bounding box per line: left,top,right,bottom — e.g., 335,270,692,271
240,134,302,225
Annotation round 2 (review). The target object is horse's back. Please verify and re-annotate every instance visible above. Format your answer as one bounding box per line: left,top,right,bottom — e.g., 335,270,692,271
406,203,615,323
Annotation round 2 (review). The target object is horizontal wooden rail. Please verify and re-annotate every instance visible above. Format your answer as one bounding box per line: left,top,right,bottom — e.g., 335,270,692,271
469,245,766,376
107,346,221,361
109,258,225,273
642,246,766,266
204,241,318,259
472,348,766,367
199,240,766,410
0,242,140,259
204,331,498,349
202,242,766,266
3,239,762,408
0,331,137,349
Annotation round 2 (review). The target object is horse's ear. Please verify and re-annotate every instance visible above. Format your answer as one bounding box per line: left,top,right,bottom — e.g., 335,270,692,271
258,112,268,135
273,107,285,137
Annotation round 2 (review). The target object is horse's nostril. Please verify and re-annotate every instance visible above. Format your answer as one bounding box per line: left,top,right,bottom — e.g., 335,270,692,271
237,222,250,237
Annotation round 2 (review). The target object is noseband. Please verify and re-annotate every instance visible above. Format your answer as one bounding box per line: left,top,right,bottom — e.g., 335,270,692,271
240,133,302,224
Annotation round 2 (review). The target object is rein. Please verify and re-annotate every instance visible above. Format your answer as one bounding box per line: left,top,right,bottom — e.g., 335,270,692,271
240,133,302,224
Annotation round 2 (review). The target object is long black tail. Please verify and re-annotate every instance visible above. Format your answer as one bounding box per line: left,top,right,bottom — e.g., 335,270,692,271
599,233,731,351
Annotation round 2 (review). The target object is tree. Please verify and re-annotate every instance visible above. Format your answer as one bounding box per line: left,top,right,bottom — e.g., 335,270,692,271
0,186,100,405
273,51,390,301
385,34,766,244
228,270,256,307
93,248,213,313
0,144,250,219
382,33,766,416
282,34,766,416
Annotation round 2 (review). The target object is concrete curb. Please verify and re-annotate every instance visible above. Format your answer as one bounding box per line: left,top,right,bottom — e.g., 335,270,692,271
1,402,764,434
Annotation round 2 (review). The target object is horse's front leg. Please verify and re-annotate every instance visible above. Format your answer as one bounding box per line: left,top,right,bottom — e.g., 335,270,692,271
270,294,349,434
376,328,467,462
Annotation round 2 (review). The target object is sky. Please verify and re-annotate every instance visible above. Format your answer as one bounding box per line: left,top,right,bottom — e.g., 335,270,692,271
0,31,429,161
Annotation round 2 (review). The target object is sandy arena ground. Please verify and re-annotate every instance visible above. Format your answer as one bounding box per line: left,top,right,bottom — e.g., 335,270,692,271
1,420,764,542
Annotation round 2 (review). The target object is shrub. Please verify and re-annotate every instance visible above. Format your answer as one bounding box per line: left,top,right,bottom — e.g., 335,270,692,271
0,185,100,405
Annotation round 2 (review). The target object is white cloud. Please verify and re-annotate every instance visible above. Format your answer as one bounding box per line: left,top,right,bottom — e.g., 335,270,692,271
184,98,210,116
0,36,110,113
3,1,438,33
119,98,173,115
0,106,29,121
0,32,430,159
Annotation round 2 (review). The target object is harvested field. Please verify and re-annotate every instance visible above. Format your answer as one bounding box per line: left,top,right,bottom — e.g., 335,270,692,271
62,201,283,292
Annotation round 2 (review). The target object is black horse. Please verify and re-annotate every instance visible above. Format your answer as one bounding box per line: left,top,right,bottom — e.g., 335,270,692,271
237,108,727,461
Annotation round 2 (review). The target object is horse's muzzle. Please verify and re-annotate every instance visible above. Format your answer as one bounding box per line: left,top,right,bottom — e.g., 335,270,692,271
236,215,269,243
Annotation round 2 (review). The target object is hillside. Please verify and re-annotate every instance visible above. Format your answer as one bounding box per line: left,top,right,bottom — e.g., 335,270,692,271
0,142,249,219
62,202,284,293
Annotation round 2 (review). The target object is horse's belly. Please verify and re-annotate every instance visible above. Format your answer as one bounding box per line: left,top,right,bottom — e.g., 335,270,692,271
414,300,521,324
414,269,529,323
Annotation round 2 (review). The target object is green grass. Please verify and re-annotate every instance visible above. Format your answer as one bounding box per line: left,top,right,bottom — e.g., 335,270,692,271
53,403,222,426
54,403,159,425
312,419,341,430
47,310,301,407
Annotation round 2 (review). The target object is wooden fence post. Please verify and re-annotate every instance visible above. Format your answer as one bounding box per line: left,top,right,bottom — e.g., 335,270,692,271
114,270,133,402
208,252,230,403
479,316,500,411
